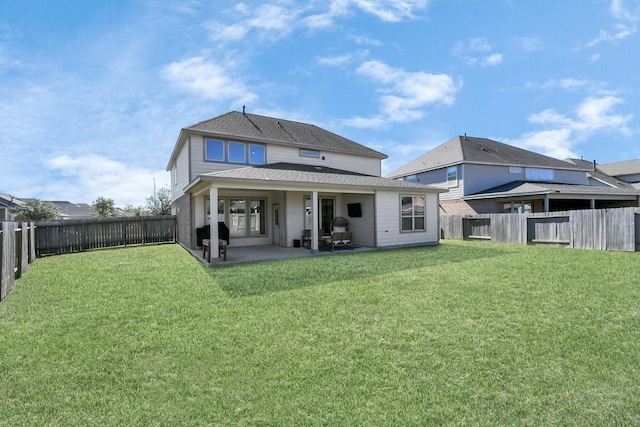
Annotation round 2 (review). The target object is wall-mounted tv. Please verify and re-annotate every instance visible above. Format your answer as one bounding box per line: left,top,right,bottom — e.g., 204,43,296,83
347,203,362,218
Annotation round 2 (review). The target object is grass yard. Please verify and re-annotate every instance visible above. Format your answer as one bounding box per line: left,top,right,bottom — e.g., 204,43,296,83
1,241,639,426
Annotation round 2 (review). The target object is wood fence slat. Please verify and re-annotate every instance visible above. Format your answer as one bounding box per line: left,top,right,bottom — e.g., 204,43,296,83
35,216,176,257
441,207,640,252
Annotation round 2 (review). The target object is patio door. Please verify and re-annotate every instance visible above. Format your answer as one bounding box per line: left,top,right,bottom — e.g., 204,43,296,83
304,197,334,234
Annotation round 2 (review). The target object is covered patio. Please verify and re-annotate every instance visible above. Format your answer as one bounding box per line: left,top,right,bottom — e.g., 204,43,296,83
186,243,377,266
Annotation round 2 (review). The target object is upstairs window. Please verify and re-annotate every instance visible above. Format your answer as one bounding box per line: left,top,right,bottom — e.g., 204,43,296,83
205,139,225,162
525,168,554,181
447,166,458,187
249,144,265,164
205,139,265,165
228,142,246,163
300,149,319,158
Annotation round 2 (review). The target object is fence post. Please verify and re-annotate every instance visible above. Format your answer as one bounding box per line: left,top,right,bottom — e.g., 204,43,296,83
28,222,37,263
1,222,16,301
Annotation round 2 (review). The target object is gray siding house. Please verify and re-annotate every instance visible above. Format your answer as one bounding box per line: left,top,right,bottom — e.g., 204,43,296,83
386,135,640,214
166,111,443,259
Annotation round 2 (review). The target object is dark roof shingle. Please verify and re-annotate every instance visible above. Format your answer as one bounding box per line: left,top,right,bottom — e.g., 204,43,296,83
386,135,585,178
185,111,387,159
189,163,443,192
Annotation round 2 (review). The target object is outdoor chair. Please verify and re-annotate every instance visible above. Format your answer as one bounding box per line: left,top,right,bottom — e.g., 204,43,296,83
327,216,353,251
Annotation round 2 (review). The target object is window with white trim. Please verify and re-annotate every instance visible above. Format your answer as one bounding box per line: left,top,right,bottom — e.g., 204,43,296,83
205,139,266,165
300,149,319,158
401,195,425,232
228,198,266,237
525,168,554,181
447,166,458,187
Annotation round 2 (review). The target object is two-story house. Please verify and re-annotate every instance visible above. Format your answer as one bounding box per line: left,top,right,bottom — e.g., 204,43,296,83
166,111,443,259
386,135,640,214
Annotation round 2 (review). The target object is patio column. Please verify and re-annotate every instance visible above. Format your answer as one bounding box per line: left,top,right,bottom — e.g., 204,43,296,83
544,195,550,212
590,199,596,209
311,191,319,253
209,187,219,259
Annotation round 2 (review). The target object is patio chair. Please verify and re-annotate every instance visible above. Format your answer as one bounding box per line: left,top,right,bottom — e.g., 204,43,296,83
328,216,352,251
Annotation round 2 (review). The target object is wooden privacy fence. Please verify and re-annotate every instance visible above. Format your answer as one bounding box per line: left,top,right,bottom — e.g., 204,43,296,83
36,216,177,257
441,207,640,252
1,222,37,302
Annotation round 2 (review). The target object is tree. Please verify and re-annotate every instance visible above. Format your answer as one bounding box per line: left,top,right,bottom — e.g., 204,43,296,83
15,199,60,221
122,204,148,217
146,187,171,216
91,196,117,218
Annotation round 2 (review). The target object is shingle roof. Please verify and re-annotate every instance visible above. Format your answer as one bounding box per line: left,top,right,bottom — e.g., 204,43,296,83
48,201,93,218
0,194,22,209
598,159,640,178
386,135,585,178
185,111,387,159
465,180,640,200
187,163,443,192
565,158,635,189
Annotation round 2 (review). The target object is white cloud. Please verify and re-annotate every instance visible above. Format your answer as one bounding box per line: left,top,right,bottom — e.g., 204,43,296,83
453,37,503,66
162,57,257,105
46,154,170,207
350,0,428,22
209,4,299,41
482,53,503,66
610,0,639,22
584,24,636,48
509,129,576,160
512,36,543,52
527,78,609,94
508,95,633,159
213,0,429,41
580,1,638,49
317,50,369,66
343,115,387,129
347,60,458,127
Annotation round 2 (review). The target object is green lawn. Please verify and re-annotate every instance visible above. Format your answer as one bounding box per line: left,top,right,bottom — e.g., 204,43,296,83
1,241,639,426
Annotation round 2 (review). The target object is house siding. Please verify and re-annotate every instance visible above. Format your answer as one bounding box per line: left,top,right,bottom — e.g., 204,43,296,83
375,191,439,247
172,139,191,200
188,135,382,179
413,168,461,201
341,194,376,247
460,164,587,196
267,145,381,176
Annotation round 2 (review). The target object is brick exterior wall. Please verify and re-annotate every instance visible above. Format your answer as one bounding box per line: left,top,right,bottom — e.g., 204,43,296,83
172,193,193,249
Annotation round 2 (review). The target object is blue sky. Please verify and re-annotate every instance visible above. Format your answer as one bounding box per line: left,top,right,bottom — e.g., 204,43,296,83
1,0,638,206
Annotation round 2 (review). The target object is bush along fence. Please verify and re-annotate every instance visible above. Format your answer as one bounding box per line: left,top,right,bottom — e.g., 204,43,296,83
35,216,177,257
440,206,640,252
0,222,37,302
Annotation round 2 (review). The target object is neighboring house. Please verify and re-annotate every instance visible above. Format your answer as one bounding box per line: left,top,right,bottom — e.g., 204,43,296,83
598,159,640,189
0,194,23,221
386,135,640,214
166,111,443,258
48,201,93,220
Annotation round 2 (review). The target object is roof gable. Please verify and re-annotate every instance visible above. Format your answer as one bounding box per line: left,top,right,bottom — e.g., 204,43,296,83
386,135,585,178
185,111,387,159
598,159,640,178
565,158,635,189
